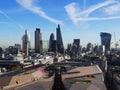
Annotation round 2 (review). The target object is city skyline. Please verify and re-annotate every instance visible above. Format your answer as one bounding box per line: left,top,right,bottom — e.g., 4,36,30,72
0,0,120,48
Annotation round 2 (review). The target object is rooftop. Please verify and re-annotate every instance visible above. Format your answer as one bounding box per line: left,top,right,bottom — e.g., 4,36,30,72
62,65,103,79
62,65,106,90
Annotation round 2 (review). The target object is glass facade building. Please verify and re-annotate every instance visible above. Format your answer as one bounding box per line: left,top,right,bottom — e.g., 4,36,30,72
35,28,42,54
56,24,64,54
73,39,80,49
22,30,30,56
49,33,55,52
100,32,112,52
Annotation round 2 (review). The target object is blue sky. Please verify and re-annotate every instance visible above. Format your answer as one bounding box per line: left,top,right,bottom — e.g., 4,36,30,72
0,0,120,48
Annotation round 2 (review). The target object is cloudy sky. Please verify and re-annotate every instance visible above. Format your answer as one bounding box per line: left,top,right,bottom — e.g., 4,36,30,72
0,0,120,48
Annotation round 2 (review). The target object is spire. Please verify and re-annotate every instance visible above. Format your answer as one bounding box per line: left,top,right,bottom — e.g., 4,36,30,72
58,24,60,29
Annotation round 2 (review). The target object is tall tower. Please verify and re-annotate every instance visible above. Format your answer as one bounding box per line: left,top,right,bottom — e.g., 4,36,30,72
100,32,112,53
73,39,80,49
73,39,80,54
22,30,30,56
56,24,64,54
35,28,42,54
49,33,55,52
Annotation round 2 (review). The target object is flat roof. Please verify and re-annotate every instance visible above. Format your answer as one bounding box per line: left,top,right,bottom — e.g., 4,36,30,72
62,65,106,90
62,65,102,80
12,76,54,90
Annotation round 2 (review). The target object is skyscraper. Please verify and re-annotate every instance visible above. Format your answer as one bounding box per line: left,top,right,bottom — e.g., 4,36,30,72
86,43,93,52
73,39,80,54
22,30,30,56
42,40,49,52
49,33,56,52
73,39,80,49
100,32,112,52
56,24,64,54
52,40,57,53
35,28,42,54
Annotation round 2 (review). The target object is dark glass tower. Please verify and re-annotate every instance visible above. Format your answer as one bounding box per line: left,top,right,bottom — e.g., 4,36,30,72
73,39,80,54
52,40,57,53
100,32,112,52
49,33,55,52
35,28,42,54
56,24,64,54
73,39,80,49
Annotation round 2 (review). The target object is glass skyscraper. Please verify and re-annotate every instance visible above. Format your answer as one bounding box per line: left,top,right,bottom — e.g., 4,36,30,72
56,24,64,54
22,30,30,56
35,28,42,54
42,40,48,53
73,39,80,49
49,33,56,52
100,32,112,52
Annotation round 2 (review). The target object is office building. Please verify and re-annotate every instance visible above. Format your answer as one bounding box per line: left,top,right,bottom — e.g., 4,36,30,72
14,44,21,51
73,39,80,54
86,43,93,52
22,30,30,56
56,24,64,54
49,33,55,52
100,32,112,53
0,47,3,54
42,40,48,53
73,39,80,49
52,40,57,53
35,28,42,54
5,46,18,55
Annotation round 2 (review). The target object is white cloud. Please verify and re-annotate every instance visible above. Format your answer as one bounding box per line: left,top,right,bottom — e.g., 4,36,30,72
16,0,63,25
0,10,14,21
64,2,81,24
64,0,120,24
81,0,117,16
103,3,120,15
77,16,120,21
